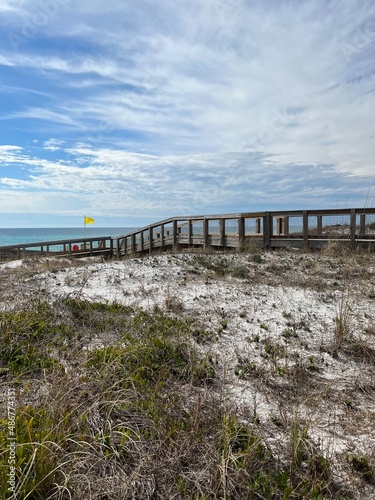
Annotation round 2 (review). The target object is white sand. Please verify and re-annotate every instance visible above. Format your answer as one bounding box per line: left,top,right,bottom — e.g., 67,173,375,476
2,249,375,496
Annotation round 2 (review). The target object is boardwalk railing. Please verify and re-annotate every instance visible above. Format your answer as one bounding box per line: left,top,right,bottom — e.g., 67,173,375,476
1,208,375,262
0,236,113,262
114,207,375,257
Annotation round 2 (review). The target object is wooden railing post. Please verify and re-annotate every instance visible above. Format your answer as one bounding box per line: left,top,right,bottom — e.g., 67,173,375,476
276,216,289,235
149,227,153,255
303,211,309,248
188,220,192,246
256,218,261,234
317,215,323,235
238,217,245,248
263,213,271,248
277,217,283,235
359,214,366,235
350,209,356,247
219,218,225,247
283,217,289,235
161,224,165,248
124,237,127,254
172,219,178,249
203,219,209,249
131,233,136,255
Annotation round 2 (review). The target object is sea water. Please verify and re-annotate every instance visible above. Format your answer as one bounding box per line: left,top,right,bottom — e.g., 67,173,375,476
0,227,136,247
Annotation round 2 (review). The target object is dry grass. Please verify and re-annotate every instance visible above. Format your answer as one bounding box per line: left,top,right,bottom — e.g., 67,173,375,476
1,247,375,498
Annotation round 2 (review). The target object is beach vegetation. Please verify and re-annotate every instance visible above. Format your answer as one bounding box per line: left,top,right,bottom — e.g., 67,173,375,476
1,245,374,498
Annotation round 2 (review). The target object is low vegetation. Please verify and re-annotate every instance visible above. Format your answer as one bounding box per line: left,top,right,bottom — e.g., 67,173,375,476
0,246,375,499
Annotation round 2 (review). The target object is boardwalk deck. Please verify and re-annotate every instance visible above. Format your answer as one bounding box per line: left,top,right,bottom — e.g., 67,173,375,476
1,208,375,262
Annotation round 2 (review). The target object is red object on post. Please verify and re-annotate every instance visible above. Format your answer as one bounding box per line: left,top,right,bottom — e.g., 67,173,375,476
72,244,79,251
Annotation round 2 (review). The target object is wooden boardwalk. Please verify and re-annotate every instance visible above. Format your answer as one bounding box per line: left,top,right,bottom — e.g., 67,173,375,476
0,236,113,262
1,208,375,262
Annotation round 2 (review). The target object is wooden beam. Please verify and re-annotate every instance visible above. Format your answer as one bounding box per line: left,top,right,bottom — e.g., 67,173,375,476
317,215,323,235
219,218,225,247
303,210,309,248
263,213,271,248
238,216,245,246
149,227,153,254
359,214,366,235
131,233,136,254
188,220,192,246
203,219,209,249
172,219,178,249
350,208,356,247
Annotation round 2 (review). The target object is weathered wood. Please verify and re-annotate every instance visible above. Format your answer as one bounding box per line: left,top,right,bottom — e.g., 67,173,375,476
359,214,366,235
219,218,225,247
350,209,356,247
131,233,136,254
188,220,193,246
238,217,245,246
263,213,271,248
161,224,165,248
2,208,375,263
303,211,309,248
317,215,323,235
172,219,178,248
149,227,153,255
203,219,209,249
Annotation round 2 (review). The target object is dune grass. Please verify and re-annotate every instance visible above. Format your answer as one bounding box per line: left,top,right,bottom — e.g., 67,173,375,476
1,246,375,498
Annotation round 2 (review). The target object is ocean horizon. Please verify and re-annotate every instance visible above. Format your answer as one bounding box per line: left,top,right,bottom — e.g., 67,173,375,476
0,227,137,247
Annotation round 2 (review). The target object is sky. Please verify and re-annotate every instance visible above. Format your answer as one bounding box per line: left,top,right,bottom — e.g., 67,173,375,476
0,0,374,228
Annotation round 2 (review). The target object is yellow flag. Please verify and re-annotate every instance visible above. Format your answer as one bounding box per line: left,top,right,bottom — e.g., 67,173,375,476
84,216,95,225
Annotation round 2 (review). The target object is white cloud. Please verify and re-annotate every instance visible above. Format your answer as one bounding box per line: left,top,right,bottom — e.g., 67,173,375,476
1,145,374,220
0,0,374,225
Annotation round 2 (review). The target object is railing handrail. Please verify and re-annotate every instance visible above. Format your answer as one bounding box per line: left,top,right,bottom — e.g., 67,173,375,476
1,207,375,261
0,235,112,251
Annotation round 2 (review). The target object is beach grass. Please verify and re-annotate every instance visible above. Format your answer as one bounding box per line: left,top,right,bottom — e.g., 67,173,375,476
1,247,375,498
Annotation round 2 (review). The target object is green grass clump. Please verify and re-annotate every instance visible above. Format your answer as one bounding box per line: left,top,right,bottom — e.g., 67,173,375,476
348,454,374,483
0,294,353,499
235,357,265,379
0,300,68,376
86,339,215,386
230,265,249,278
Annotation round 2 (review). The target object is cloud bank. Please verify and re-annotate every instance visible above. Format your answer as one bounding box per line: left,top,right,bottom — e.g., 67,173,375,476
0,0,374,226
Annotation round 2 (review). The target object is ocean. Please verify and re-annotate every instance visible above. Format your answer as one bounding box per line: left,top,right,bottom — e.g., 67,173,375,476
0,227,137,247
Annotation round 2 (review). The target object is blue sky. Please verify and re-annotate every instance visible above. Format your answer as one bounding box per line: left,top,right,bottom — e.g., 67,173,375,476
0,0,374,227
